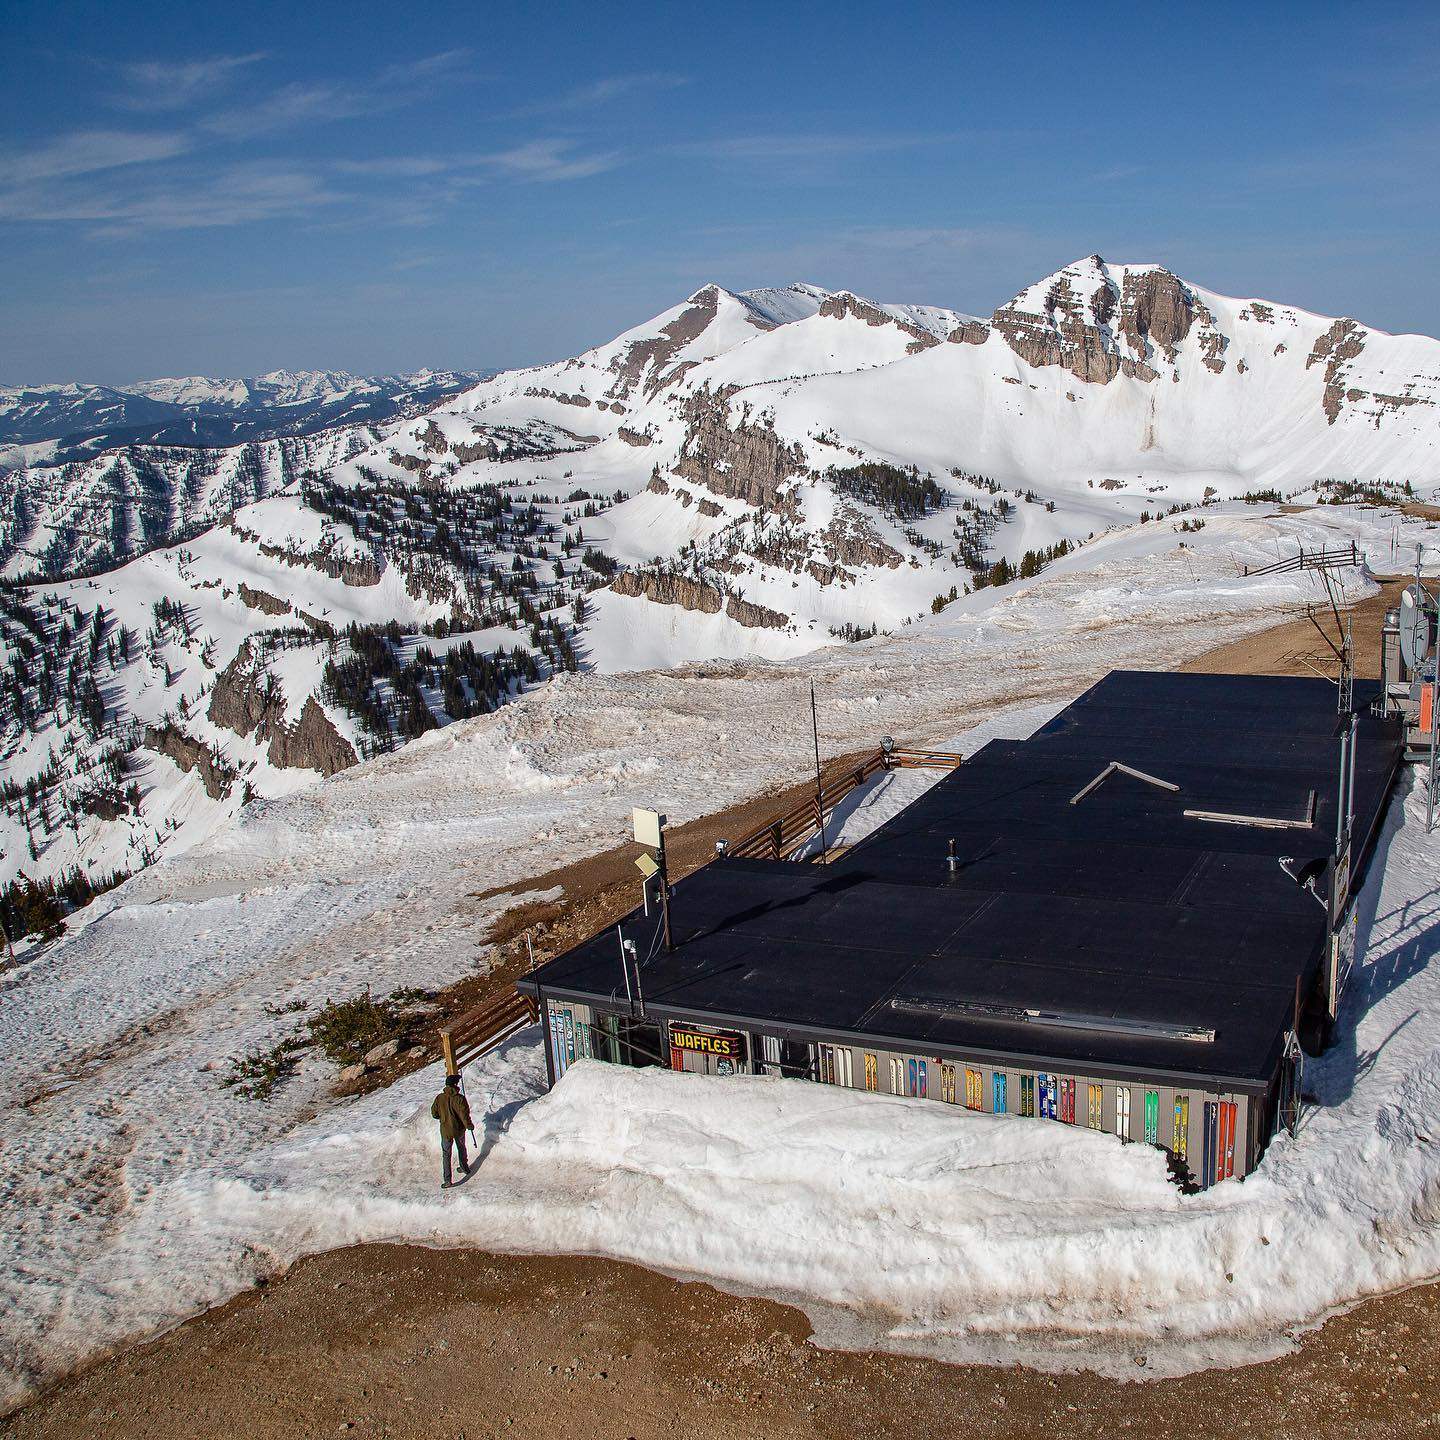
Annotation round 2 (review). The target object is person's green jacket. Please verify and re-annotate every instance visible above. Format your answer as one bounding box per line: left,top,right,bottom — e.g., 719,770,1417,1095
431,1087,473,1141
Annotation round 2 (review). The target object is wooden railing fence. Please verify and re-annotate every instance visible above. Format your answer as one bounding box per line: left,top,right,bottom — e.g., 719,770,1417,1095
1244,542,1360,577
439,988,538,1077
726,746,963,862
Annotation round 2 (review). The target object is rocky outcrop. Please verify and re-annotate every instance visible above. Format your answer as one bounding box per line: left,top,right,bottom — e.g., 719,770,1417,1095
523,386,591,407
1199,330,1228,374
451,438,498,464
725,594,788,629
266,697,359,776
417,419,449,455
646,474,670,496
618,426,654,446
144,723,233,800
811,505,903,582
818,292,939,351
1307,319,1368,424
611,568,789,630
947,320,990,346
990,259,1201,386
672,389,805,510
611,570,722,614
826,521,902,571
237,583,292,617
208,645,357,777
229,523,382,587
609,284,737,400
1118,268,1195,361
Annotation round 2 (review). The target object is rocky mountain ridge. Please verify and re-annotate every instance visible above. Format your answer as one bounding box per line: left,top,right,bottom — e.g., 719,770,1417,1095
3,256,1437,928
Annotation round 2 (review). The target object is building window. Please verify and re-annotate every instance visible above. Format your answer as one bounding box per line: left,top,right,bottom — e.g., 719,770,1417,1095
780,1040,812,1080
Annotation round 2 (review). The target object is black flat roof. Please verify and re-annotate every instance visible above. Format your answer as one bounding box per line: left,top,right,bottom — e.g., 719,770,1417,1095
523,671,1403,1092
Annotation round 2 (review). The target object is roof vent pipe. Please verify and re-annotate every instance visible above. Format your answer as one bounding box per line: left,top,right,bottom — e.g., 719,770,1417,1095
947,837,958,874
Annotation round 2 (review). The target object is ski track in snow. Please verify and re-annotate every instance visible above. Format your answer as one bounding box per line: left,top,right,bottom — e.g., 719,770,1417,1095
2,503,1440,1407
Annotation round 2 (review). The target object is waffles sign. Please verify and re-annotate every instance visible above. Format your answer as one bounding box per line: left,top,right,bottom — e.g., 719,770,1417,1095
670,1027,745,1064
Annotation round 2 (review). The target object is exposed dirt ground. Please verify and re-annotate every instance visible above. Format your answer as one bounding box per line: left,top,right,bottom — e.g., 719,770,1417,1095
5,1244,1440,1440
8,572,1438,1439
1180,573,1409,680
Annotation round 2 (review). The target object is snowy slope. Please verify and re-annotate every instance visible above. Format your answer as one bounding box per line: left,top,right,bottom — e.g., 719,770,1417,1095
0,468,610,903
356,258,1440,676
0,424,382,580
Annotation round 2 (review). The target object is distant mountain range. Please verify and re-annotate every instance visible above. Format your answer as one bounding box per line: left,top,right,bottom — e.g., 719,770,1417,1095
4,257,1438,913
0,368,485,469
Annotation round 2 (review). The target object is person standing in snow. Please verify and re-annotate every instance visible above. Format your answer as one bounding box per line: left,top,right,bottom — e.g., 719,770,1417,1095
431,1074,474,1188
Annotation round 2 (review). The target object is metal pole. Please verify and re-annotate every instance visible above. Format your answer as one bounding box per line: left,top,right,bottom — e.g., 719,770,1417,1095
811,681,828,864
538,983,556,1089
618,926,634,1010
657,835,674,953
1429,646,1440,834
1346,714,1358,887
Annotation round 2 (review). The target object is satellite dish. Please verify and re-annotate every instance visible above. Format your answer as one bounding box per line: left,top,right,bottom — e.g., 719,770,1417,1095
1400,584,1432,671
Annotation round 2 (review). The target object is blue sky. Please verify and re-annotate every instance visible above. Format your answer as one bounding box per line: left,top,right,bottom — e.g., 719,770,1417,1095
3,1,1438,383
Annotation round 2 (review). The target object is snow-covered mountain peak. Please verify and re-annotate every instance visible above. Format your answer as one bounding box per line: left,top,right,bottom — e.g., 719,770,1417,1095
737,282,834,327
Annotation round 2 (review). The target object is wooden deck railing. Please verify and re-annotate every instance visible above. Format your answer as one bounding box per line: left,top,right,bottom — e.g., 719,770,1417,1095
439,988,538,1077
726,745,963,862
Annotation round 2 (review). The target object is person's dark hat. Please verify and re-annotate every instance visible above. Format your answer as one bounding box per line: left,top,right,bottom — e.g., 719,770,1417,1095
445,1074,460,1087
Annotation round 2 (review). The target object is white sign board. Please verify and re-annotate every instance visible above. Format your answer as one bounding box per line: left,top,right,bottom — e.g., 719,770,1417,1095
633,807,665,849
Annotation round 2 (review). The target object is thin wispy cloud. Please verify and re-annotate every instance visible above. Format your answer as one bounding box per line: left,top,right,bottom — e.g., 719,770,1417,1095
479,138,624,182
204,50,473,139
113,53,267,111
335,140,624,184
0,162,343,234
507,71,688,118
377,49,472,88
0,129,192,186
674,132,952,164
